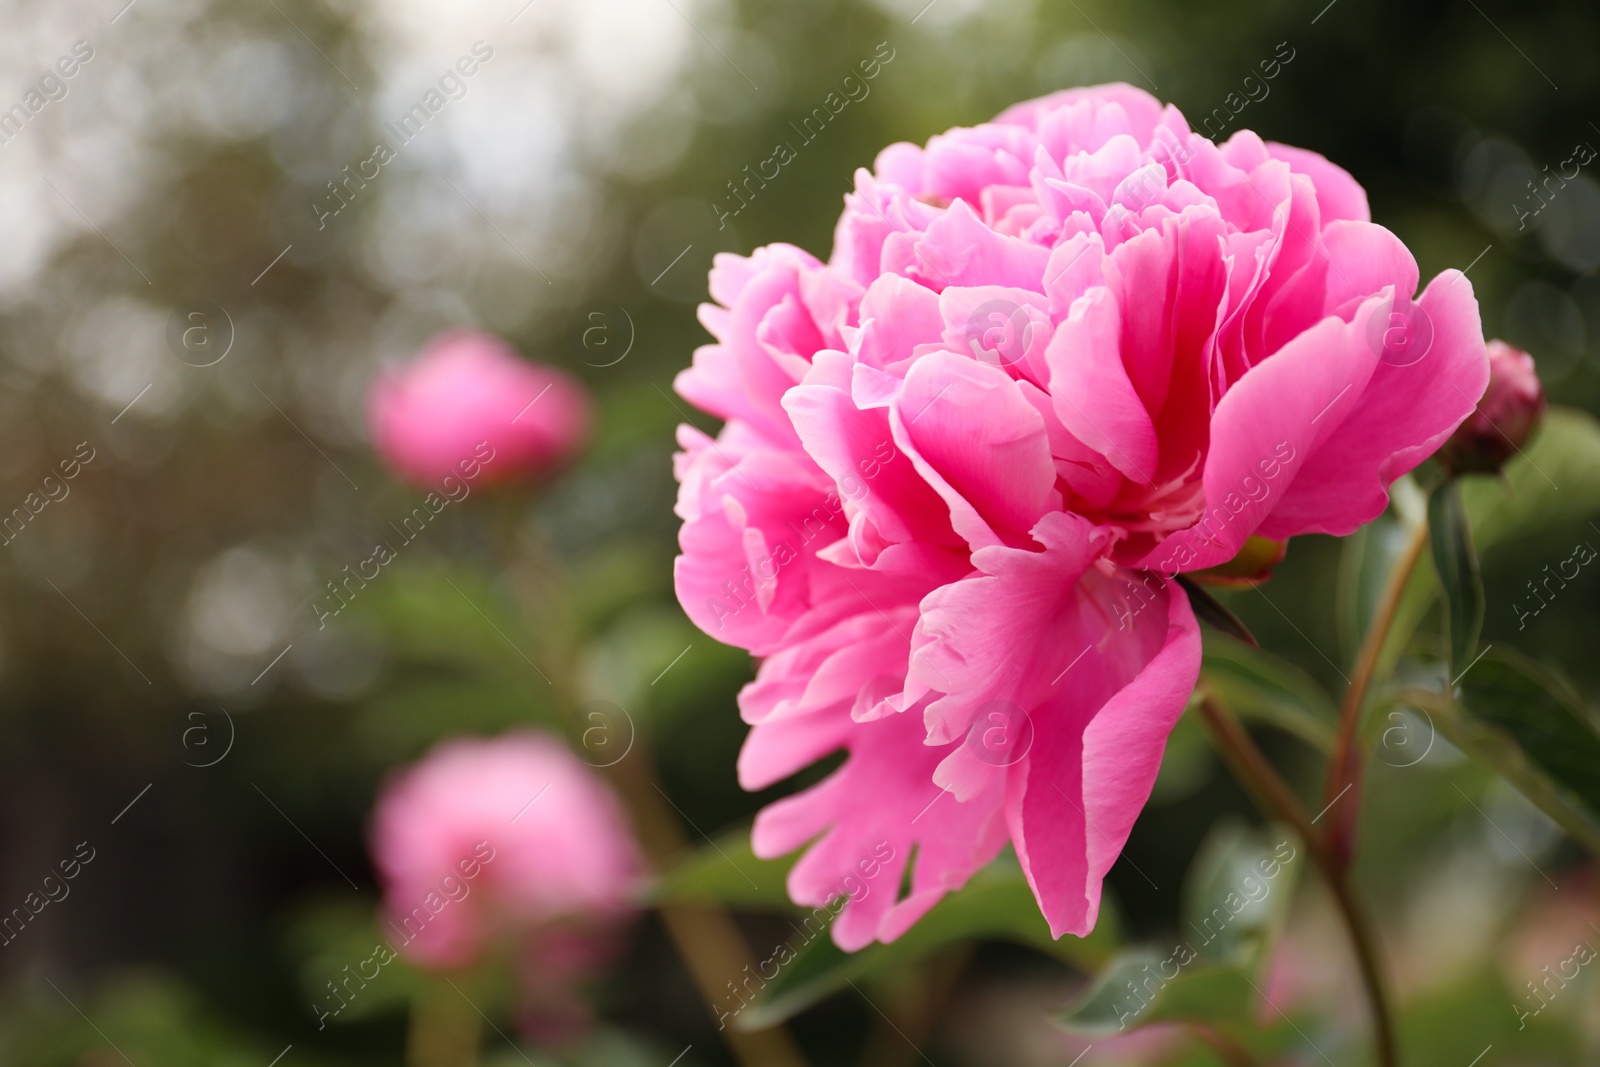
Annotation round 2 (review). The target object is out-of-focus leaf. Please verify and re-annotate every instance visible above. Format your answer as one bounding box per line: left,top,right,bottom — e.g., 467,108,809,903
1337,513,1416,662
1200,637,1336,751
1057,824,1299,1037
1395,681,1600,855
1177,576,1258,647
357,674,559,761
1428,481,1484,678
1456,648,1600,816
354,565,544,678
1376,408,1600,681
1400,967,1582,1063
6,971,286,1067
1461,407,1600,553
1053,949,1257,1035
737,858,1117,1030
290,898,422,1023
1182,823,1300,966
1151,700,1213,803
651,824,799,911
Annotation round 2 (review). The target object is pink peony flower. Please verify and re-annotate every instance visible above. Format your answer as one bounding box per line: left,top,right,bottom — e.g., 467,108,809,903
671,84,1489,948
368,329,592,488
368,731,643,971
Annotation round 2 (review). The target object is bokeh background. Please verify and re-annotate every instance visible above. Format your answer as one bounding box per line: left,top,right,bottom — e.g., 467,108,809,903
1,0,1598,1063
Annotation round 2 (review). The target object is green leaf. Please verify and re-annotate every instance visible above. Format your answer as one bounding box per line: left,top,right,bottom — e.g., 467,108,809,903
354,565,541,677
356,674,559,761
1053,949,1256,1036
736,858,1117,1030
289,898,422,1022
651,824,799,912
1181,822,1300,966
1370,408,1600,687
1455,648,1600,816
1392,687,1600,855
1200,637,1337,752
1151,702,1214,803
1428,480,1484,678
1056,824,1301,1037
1460,406,1600,553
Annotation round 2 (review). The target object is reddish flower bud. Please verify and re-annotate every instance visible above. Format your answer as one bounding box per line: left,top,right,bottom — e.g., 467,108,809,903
368,330,591,489
1437,340,1546,475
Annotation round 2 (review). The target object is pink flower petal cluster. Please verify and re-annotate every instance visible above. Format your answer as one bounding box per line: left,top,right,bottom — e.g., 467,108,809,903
671,84,1489,947
368,329,591,488
368,731,643,970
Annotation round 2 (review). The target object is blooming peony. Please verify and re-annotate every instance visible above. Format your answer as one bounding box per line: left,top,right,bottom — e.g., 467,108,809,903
672,84,1488,948
368,731,643,970
368,329,591,488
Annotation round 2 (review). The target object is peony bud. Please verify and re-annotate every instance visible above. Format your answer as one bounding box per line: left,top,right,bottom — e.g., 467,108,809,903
368,731,643,973
1437,340,1546,476
367,330,591,488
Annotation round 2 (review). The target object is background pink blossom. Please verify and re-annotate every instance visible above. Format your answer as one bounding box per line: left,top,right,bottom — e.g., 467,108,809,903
368,731,643,970
368,329,592,488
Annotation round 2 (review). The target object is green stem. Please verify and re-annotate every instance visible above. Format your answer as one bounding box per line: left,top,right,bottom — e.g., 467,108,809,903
406,977,482,1067
1321,520,1430,866
1199,695,1399,1067
494,511,810,1067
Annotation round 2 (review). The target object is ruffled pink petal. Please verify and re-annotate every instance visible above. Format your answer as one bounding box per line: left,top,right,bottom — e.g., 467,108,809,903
1260,270,1489,538
750,699,1008,950
911,200,1052,291
1007,583,1200,938
911,512,1116,747
1264,141,1370,223
1137,294,1388,575
888,352,1060,550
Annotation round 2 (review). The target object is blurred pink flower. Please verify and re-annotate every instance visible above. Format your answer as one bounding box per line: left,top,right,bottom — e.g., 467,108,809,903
368,329,591,488
671,84,1488,948
368,731,643,972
